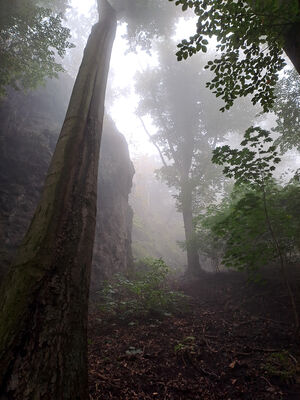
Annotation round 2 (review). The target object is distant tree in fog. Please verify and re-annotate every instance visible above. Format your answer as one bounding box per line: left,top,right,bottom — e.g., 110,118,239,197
135,40,256,275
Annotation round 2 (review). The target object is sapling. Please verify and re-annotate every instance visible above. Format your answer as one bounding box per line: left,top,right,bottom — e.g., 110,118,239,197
212,126,299,332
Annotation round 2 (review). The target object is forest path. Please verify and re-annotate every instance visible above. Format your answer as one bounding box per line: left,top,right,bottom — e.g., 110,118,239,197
88,271,300,399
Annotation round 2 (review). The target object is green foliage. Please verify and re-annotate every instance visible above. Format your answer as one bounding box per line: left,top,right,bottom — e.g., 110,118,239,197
263,351,299,383
98,258,188,320
272,69,300,152
169,0,299,111
174,336,196,353
0,0,73,96
212,127,281,187
125,346,143,356
195,129,300,274
199,182,300,273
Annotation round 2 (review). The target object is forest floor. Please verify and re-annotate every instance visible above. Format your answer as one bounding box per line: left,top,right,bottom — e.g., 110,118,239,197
88,268,300,399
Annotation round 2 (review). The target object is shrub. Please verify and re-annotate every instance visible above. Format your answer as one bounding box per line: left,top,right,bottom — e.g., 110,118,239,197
97,258,188,320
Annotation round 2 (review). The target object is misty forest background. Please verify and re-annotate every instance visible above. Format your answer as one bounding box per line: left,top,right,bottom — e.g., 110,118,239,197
1,0,300,399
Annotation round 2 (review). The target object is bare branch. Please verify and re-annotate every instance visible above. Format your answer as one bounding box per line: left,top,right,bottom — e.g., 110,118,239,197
138,116,169,168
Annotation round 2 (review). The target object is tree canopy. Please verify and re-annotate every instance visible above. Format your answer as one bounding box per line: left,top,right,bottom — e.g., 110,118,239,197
108,0,183,51
0,0,73,96
135,38,260,273
272,69,300,152
169,0,300,112
136,38,259,211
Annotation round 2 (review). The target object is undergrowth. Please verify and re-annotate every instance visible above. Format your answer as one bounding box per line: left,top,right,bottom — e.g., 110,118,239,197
97,258,188,321
263,350,299,383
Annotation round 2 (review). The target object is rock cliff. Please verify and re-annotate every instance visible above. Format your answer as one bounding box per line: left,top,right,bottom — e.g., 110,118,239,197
0,76,134,289
91,116,134,294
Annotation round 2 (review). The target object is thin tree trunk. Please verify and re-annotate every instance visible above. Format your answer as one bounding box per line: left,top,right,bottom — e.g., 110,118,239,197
0,1,117,399
181,182,201,275
261,186,299,333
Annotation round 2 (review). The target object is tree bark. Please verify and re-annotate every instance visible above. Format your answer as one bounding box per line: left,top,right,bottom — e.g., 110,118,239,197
181,181,201,275
0,1,117,399
248,0,300,74
283,22,300,75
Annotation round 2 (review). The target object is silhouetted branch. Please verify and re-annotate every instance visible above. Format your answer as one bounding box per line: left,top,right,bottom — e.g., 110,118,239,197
138,116,168,168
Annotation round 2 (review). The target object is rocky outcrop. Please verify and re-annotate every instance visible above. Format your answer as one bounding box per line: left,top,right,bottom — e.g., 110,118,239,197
0,76,134,288
91,116,134,294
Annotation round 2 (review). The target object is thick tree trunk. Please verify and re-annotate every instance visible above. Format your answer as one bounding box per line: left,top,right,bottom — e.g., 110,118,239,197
283,22,300,75
181,183,201,275
0,2,116,399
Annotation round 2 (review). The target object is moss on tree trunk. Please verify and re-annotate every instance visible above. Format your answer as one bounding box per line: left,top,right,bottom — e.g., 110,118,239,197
0,1,117,398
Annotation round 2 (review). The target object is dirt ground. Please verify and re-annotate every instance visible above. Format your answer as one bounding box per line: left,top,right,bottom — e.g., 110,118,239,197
88,268,300,399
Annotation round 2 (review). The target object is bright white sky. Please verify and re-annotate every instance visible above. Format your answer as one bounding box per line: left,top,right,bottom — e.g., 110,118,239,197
70,1,300,176
70,0,197,157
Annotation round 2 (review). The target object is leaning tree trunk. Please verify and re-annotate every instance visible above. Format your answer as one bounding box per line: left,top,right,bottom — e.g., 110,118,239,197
0,1,116,399
283,20,300,75
181,182,201,275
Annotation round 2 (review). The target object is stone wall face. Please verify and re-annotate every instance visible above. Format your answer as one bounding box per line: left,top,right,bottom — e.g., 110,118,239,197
0,77,134,289
91,116,135,294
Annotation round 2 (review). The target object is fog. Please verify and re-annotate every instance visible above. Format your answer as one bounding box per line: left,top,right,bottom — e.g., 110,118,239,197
2,0,298,272
59,1,300,270
1,1,300,397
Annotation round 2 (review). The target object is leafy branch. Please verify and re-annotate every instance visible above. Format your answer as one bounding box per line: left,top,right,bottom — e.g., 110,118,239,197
212,127,299,332
169,0,300,111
